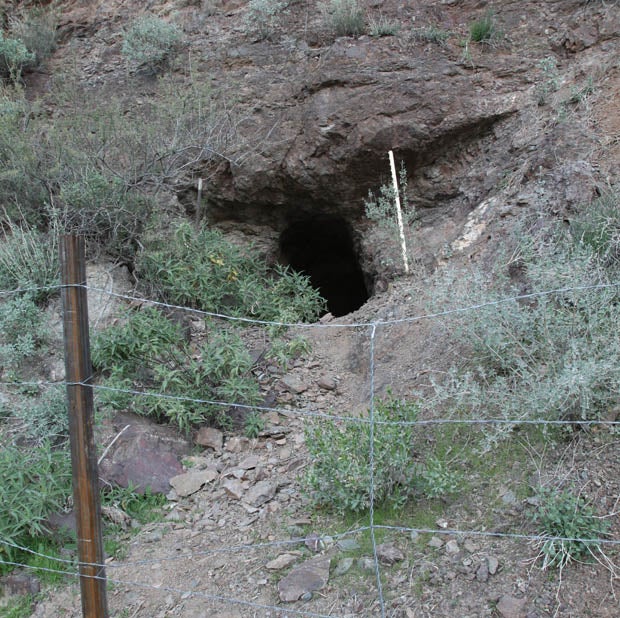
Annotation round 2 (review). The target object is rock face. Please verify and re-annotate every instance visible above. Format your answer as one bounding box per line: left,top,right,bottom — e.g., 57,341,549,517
277,555,331,602
33,1,617,291
98,412,192,494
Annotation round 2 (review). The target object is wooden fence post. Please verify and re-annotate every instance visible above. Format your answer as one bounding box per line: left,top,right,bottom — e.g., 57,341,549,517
60,235,109,618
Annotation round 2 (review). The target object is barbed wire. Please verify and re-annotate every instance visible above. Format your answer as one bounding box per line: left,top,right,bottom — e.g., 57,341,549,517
2,279,618,329
3,520,619,576
3,379,619,429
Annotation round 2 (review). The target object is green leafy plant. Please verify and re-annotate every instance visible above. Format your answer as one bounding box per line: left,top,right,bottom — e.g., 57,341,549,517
536,56,560,106
13,387,69,445
364,163,416,231
244,411,265,438
244,0,286,41
364,162,416,270
0,293,49,376
0,222,60,303
303,395,458,514
368,14,400,38
469,11,499,44
93,307,262,433
121,15,183,74
10,7,58,67
570,189,620,267
417,456,461,499
321,0,366,37
1,594,35,618
531,486,610,570
101,484,166,524
0,31,34,81
0,442,72,567
135,222,325,321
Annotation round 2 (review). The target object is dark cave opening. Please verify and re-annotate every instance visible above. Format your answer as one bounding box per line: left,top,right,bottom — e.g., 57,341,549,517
279,216,370,317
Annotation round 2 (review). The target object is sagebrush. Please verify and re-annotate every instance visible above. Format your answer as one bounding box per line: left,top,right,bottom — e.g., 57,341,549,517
121,15,182,73
426,195,620,448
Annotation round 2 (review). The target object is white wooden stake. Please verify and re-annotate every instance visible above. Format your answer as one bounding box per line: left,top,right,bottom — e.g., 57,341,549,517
388,150,410,274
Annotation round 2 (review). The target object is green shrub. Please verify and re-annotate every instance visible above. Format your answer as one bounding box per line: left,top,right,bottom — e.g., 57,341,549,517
570,189,620,269
0,31,34,81
0,86,49,226
303,395,459,513
321,0,366,37
411,26,450,45
1,71,237,251
92,307,262,433
469,12,498,43
10,8,58,67
121,15,183,74
531,486,610,570
535,56,560,106
0,223,60,302
135,222,325,322
244,0,286,40
0,442,72,565
101,484,166,524
0,294,49,375
364,162,416,270
364,162,416,231
13,387,69,445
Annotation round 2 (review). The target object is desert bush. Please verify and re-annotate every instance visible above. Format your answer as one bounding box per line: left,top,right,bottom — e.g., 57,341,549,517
570,189,620,269
368,14,400,38
364,162,416,231
411,26,450,45
0,441,72,564
0,223,59,302
469,11,501,44
427,199,620,447
92,307,262,433
244,0,286,40
0,87,49,225
321,0,366,37
303,395,459,513
0,31,34,81
1,70,240,256
10,8,57,67
55,171,152,262
135,222,326,321
121,15,183,74
0,294,49,376
364,162,416,269
531,486,610,570
13,387,69,445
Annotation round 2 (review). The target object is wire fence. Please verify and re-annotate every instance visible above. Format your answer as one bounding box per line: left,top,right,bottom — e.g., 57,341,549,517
1,279,620,616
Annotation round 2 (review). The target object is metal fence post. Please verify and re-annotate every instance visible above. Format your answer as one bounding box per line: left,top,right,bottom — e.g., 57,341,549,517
60,235,109,618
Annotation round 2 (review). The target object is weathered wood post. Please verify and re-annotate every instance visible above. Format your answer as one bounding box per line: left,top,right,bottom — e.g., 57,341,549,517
60,235,109,618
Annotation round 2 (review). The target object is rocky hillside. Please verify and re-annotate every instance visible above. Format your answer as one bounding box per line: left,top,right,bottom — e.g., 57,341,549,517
1,0,620,616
